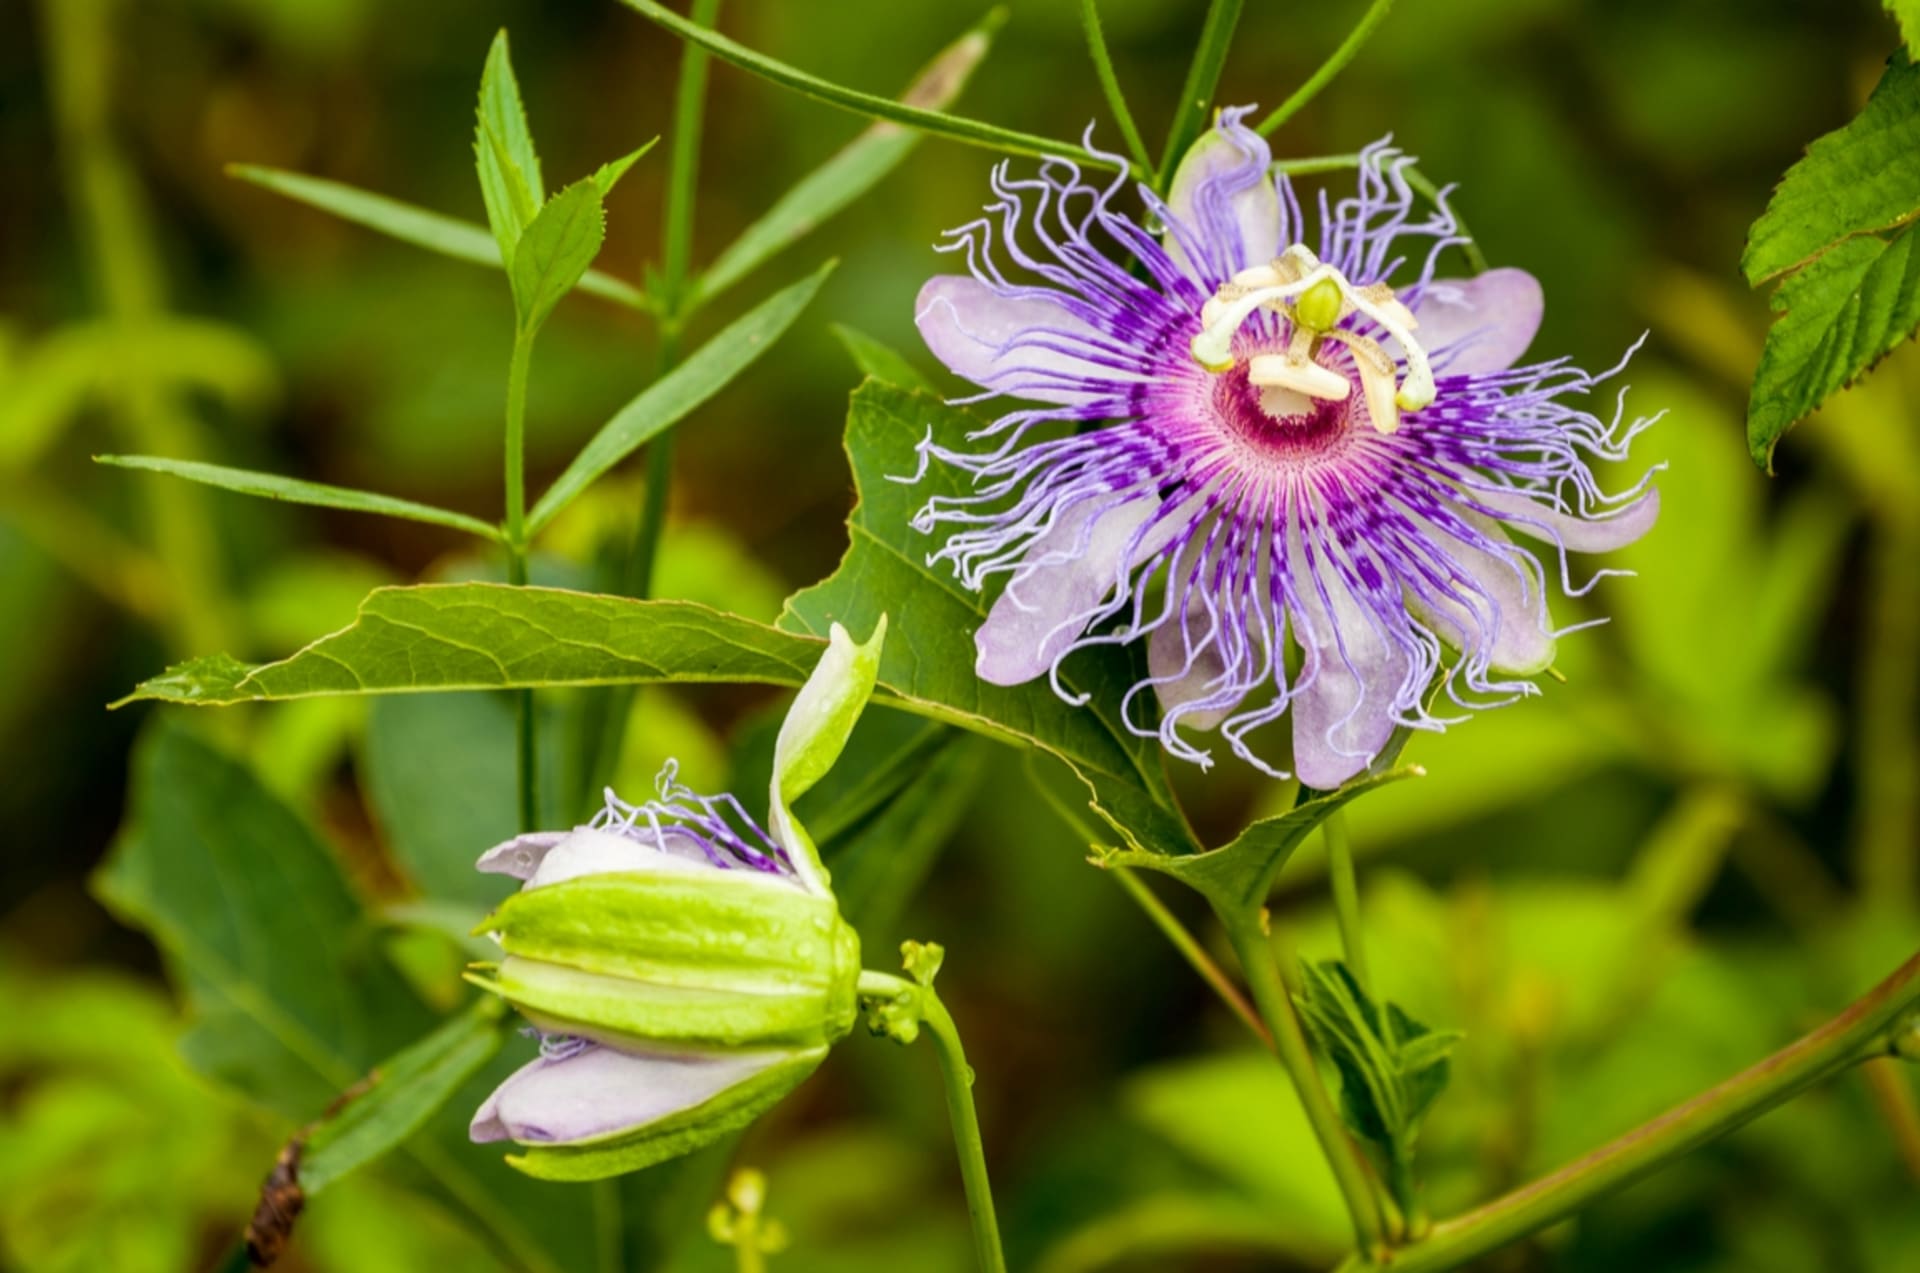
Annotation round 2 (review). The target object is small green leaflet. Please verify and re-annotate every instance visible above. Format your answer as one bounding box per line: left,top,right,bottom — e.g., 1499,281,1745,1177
1743,52,1920,469
509,180,607,334
475,30,544,261
1295,960,1461,1192
690,11,999,308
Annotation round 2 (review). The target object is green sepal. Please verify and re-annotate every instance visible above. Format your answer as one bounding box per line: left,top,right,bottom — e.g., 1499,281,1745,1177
473,950,856,1051
505,1046,827,1181
484,870,860,1005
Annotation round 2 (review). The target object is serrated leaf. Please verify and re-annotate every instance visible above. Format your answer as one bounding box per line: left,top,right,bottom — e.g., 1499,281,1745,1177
475,30,544,260
1294,960,1461,1167
1744,53,1920,467
1743,52,1920,285
690,14,996,308
1096,767,1421,910
509,180,606,333
96,454,501,540
591,141,654,197
527,261,834,533
779,381,1198,854
1748,225,1920,469
228,165,651,310
299,1000,506,1195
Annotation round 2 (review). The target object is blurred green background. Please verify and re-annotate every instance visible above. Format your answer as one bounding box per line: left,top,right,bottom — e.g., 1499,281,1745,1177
3,0,1918,1270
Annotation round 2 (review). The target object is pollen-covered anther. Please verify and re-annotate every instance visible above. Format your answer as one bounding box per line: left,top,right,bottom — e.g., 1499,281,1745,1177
1188,243,1436,433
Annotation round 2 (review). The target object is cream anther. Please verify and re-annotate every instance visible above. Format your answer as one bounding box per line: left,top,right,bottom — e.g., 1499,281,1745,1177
1187,243,1436,433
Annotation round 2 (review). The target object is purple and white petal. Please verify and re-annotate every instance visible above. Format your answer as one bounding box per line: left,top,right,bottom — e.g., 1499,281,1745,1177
1470,485,1660,553
1160,110,1281,285
470,1043,783,1145
1402,269,1544,377
916,276,1137,407
477,831,571,882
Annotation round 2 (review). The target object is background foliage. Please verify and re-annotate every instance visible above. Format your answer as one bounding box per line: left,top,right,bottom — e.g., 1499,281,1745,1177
2,0,1917,1270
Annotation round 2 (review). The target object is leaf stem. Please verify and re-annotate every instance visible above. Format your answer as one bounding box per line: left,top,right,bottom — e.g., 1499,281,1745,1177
1112,867,1271,1047
857,971,1007,1273
503,327,538,831
1078,0,1153,176
618,0,1133,178
1218,907,1386,1259
1323,811,1372,995
1157,0,1245,191
1255,0,1397,137
1338,948,1920,1273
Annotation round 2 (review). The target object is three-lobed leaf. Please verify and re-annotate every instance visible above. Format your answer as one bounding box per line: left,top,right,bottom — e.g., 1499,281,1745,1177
1295,960,1461,1167
1744,52,1920,468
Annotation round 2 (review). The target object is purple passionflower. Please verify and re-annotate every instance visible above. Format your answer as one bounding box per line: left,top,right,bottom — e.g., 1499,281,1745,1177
909,112,1660,788
467,767,858,1176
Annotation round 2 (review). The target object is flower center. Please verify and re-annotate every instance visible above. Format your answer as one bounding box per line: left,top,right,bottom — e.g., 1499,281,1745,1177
1188,244,1434,434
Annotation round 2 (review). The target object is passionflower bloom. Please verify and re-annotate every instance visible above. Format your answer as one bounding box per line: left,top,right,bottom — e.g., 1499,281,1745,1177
910,113,1659,788
467,621,884,1180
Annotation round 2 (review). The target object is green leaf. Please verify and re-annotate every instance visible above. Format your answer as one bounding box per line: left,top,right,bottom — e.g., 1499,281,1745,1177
299,1000,507,1195
1748,225,1920,470
614,0,1128,175
1743,53,1920,468
475,30,544,260
779,381,1198,854
690,14,998,309
1743,53,1920,284
509,180,606,334
1890,3,1920,58
1294,960,1461,1168
1096,768,1420,911
830,323,931,391
93,722,430,1115
591,142,653,197
227,165,651,311
526,261,835,533
95,454,501,541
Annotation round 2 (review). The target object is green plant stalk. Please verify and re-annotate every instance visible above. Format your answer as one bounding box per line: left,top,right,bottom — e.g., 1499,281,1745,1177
1323,810,1372,995
1256,0,1396,137
1113,867,1272,1048
1218,908,1386,1259
594,1178,622,1273
1078,0,1153,176
1859,519,1919,903
618,0,1133,178
503,328,538,831
1336,948,1920,1273
1157,0,1246,191
859,972,1006,1273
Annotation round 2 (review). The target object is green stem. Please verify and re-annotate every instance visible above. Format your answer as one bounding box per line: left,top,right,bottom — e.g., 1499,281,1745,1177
858,971,1006,1273
1157,0,1246,191
503,328,538,831
593,1178,623,1273
1218,909,1386,1260
1323,811,1371,995
1078,0,1154,176
1112,867,1271,1048
1337,948,1920,1273
1858,518,1919,904
1255,0,1396,137
661,0,720,316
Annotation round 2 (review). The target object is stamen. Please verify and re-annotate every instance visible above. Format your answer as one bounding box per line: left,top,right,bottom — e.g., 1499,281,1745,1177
1187,243,1436,432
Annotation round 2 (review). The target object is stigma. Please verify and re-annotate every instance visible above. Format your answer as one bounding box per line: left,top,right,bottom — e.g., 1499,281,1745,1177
1188,245,1434,434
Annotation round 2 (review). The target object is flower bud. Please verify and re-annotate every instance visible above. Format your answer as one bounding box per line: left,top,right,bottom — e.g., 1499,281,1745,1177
466,620,886,1181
